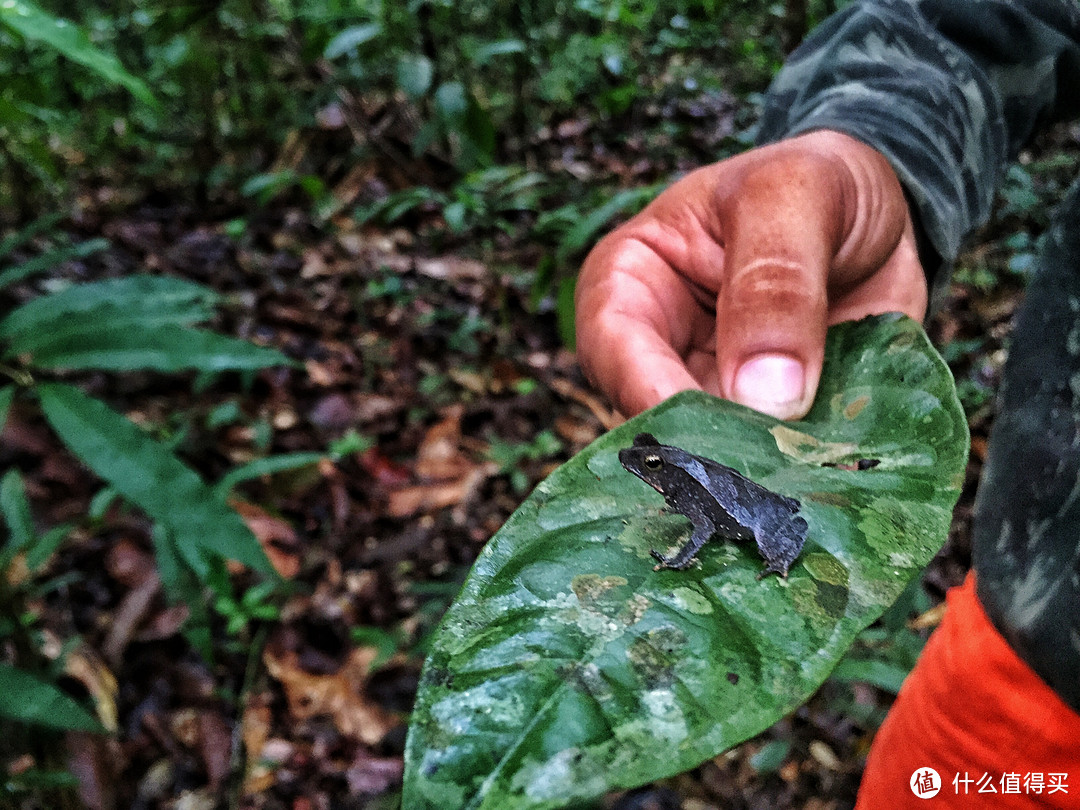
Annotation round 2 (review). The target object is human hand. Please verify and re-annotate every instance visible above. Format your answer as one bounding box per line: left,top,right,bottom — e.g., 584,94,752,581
575,130,928,420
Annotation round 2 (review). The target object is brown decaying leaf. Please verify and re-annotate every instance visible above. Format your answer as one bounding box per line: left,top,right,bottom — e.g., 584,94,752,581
548,375,623,430
345,748,404,795
231,498,301,578
65,646,119,732
241,695,277,795
102,570,162,666
196,710,233,790
908,601,947,631
385,405,497,518
67,731,121,810
263,645,398,746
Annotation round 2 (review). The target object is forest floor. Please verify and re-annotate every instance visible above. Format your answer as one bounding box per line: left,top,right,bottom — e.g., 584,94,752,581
3,101,1078,810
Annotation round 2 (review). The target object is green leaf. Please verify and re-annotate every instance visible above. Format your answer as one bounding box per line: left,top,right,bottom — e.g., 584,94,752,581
323,22,381,59
0,238,109,292
554,186,659,265
0,212,64,262
0,385,13,433
0,469,36,568
0,664,103,732
555,276,577,350
9,322,292,372
434,82,468,120
397,53,434,98
829,656,910,695
213,451,325,499
25,522,72,572
749,739,790,774
0,0,156,106
403,314,968,809
0,275,219,341
37,383,275,579
469,39,526,67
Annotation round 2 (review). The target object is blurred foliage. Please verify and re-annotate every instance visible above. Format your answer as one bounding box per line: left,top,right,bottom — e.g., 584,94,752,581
0,0,850,219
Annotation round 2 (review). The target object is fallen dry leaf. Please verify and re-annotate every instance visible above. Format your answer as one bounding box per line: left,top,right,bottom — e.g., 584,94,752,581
231,499,301,578
67,731,122,810
197,710,233,790
65,646,119,732
345,748,404,795
263,645,397,746
386,469,490,518
241,695,276,795
102,571,161,666
385,406,496,517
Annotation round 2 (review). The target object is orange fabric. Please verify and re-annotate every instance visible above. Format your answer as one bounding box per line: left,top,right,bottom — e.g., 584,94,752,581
856,573,1080,808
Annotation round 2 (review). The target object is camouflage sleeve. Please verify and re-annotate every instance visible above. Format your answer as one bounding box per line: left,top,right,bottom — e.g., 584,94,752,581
971,180,1080,713
756,0,1080,291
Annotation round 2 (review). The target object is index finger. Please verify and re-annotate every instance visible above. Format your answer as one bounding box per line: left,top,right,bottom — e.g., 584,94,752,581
575,232,714,416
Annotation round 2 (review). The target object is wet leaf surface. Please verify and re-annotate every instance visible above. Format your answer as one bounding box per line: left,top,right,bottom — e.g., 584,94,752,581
404,315,968,809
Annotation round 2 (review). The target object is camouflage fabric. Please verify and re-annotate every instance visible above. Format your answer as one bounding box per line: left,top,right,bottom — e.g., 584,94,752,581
756,0,1080,711
757,0,1080,305
974,183,1080,713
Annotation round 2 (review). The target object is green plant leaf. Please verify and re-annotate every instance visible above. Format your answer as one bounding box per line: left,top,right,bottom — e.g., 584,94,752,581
0,212,64,262
829,656,910,695
403,314,968,809
213,451,326,499
0,238,109,292
0,0,156,106
0,385,13,433
0,469,36,568
323,22,381,59
468,38,526,67
397,53,434,98
0,275,219,341
8,322,292,372
554,186,660,265
0,663,103,732
37,383,276,579
25,522,72,572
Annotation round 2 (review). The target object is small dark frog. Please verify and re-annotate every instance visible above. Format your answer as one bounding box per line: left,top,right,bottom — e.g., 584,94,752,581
619,433,808,577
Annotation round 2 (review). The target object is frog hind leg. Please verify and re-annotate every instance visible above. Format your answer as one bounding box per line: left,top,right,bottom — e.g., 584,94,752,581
652,517,715,570
753,514,809,578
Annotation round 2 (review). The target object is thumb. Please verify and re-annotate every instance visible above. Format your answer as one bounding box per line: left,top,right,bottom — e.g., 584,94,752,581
713,132,917,420
714,149,842,420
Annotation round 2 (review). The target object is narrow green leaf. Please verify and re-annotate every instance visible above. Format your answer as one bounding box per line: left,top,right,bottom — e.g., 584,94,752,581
0,275,219,340
555,186,659,264
0,469,36,567
0,385,13,432
0,0,156,106
829,657,911,695
0,664,103,732
214,452,325,499
152,523,215,660
555,276,577,350
12,322,292,372
323,22,381,59
749,739,791,774
403,314,968,809
0,238,109,291
0,211,64,262
469,39,526,66
37,383,275,577
24,522,72,571
150,523,202,604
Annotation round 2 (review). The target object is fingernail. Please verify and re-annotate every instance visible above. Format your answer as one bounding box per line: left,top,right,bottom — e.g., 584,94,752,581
733,354,806,419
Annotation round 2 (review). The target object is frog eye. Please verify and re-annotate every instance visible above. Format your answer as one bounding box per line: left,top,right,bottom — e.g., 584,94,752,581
643,453,664,470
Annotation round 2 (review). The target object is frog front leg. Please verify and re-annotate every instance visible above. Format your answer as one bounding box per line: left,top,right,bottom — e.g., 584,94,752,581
651,515,715,570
